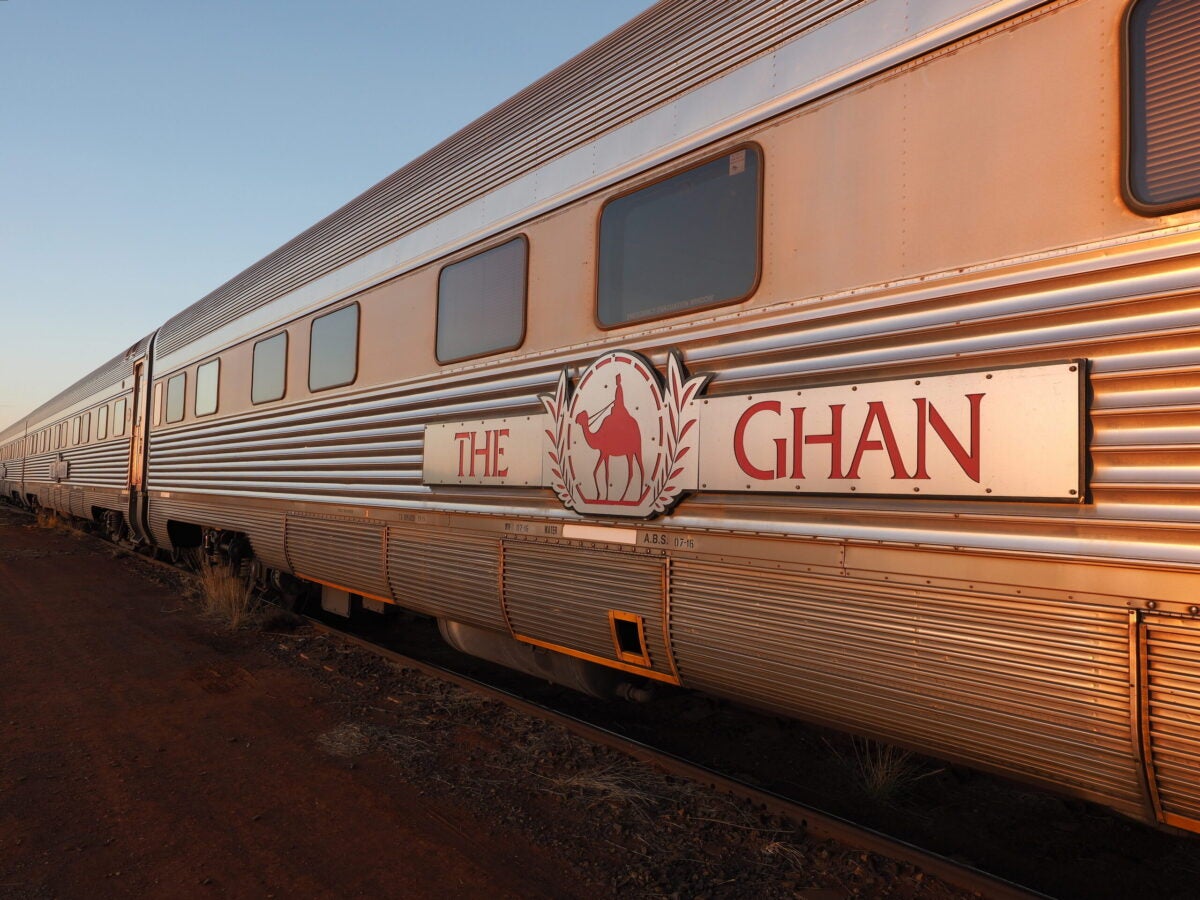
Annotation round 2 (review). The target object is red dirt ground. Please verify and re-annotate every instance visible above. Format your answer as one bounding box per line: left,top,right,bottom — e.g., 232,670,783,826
0,512,594,899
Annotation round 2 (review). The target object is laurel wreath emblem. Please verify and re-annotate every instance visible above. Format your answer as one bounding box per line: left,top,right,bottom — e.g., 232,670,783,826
541,352,708,516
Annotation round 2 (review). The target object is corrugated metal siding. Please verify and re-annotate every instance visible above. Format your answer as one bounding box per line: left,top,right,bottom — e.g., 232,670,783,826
1130,0,1200,206
284,514,390,599
58,439,130,490
386,524,505,630
669,558,1147,817
1143,616,1200,826
146,363,562,505
153,0,866,359
146,496,287,568
503,541,672,676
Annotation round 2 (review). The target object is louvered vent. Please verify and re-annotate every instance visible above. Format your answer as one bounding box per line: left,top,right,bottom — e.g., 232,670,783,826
285,514,390,599
1142,616,1200,830
1128,0,1200,210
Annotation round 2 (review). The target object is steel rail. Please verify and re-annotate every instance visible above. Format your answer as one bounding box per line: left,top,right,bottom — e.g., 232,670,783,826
299,613,1046,900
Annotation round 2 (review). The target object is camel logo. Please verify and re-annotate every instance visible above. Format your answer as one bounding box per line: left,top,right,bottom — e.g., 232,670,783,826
541,350,708,518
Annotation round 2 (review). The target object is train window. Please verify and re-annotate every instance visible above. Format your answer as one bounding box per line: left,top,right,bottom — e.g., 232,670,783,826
114,398,128,436
97,405,109,440
81,412,90,444
252,332,288,404
165,374,186,423
195,359,220,417
436,236,527,363
309,304,358,392
1127,0,1200,213
597,146,762,327
152,382,162,426
71,417,80,446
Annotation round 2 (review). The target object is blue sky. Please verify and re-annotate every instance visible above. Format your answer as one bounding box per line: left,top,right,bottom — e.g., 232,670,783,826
0,0,652,432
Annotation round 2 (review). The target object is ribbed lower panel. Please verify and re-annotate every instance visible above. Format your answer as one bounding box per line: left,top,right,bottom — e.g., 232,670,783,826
1144,617,1200,828
503,541,671,677
285,514,389,599
386,525,504,630
147,496,287,569
669,558,1146,818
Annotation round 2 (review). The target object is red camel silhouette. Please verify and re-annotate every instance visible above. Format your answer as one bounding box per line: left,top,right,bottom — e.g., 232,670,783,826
574,374,644,502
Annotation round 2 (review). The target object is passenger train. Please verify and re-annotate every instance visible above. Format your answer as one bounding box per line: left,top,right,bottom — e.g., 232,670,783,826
4,0,1200,832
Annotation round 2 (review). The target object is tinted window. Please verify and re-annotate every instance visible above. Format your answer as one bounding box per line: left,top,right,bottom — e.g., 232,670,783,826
114,398,128,436
437,236,527,363
195,359,219,416
597,148,761,326
253,332,288,403
1128,0,1200,211
166,373,186,423
97,405,109,440
309,304,358,391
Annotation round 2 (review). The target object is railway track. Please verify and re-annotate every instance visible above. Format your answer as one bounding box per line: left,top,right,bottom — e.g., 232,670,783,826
296,612,1042,900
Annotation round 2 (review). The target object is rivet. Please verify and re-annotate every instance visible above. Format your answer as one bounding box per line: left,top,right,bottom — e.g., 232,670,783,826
1148,601,1157,610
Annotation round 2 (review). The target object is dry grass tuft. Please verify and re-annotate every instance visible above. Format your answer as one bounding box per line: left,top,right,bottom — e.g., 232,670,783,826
541,761,661,819
830,736,943,804
762,840,809,868
35,509,73,533
197,559,260,630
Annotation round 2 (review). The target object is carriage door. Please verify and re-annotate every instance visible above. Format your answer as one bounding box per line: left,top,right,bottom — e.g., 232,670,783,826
129,359,147,491
1139,612,1200,831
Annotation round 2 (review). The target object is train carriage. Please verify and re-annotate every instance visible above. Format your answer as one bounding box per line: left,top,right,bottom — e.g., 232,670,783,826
6,0,1200,832
0,338,150,535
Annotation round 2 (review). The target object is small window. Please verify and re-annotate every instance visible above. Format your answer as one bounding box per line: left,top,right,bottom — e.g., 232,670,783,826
195,359,220,417
152,382,162,426
252,332,288,404
597,147,762,327
72,417,80,445
309,304,359,392
1127,0,1200,212
165,374,186,423
114,398,128,436
97,405,109,440
436,236,527,363
81,412,90,444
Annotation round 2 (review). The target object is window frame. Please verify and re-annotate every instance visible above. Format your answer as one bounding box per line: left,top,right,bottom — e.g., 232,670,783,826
252,331,289,405
81,412,90,444
434,234,529,365
114,398,128,436
1124,0,1200,215
97,404,109,440
307,302,360,393
593,142,765,330
165,374,187,424
194,358,220,418
152,382,162,426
